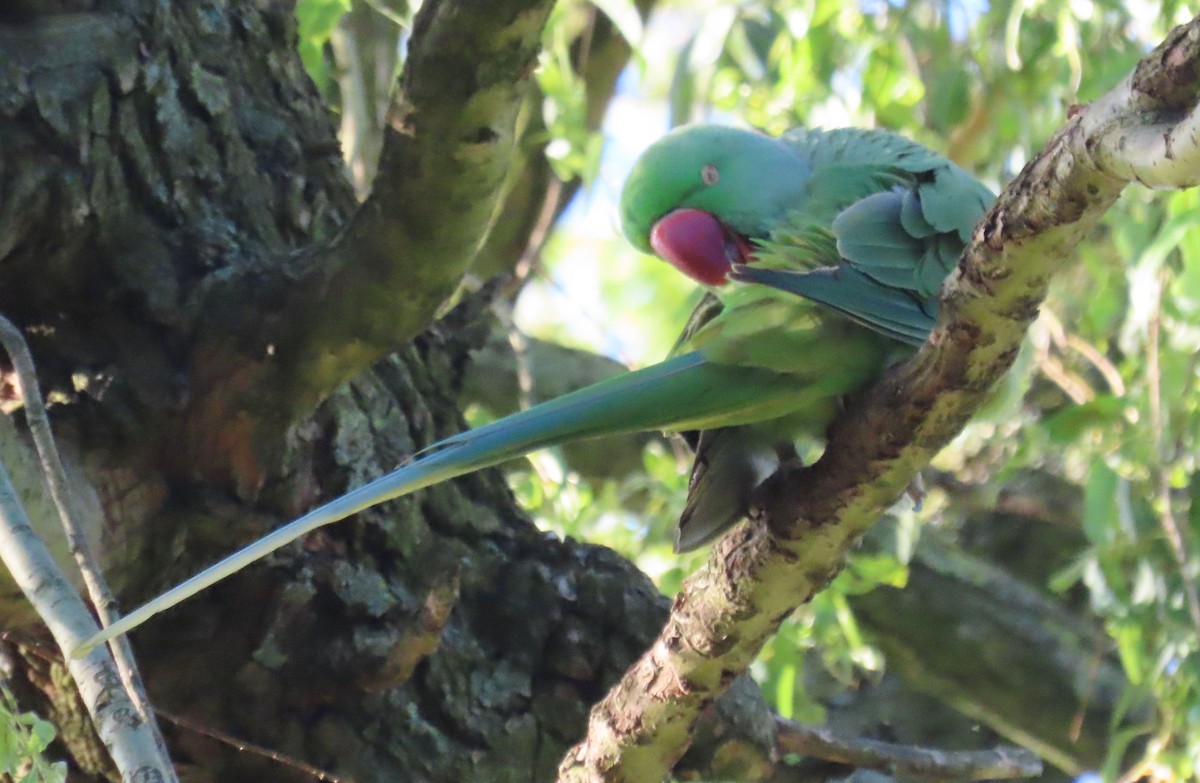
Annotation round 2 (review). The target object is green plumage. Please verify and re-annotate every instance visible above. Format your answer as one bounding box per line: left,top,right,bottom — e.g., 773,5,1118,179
75,123,993,657
621,123,994,548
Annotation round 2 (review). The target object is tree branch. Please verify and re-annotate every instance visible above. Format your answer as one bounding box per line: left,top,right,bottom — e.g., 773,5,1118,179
0,461,175,780
775,717,1042,781
0,316,176,778
557,15,1200,782
850,531,1138,774
185,0,556,488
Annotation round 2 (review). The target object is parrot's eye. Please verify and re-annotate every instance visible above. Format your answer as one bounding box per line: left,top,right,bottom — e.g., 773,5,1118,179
700,164,719,186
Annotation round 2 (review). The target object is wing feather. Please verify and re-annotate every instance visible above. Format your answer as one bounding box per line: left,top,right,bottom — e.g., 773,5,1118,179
738,127,994,343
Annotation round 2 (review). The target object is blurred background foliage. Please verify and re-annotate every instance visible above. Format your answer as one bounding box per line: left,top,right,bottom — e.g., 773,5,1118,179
287,0,1199,780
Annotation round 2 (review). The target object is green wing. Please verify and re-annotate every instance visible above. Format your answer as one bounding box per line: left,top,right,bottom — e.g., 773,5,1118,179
735,127,994,344
667,266,896,552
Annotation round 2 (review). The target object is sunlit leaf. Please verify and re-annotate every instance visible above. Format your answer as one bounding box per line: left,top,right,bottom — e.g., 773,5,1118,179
296,0,352,90
1039,394,1125,444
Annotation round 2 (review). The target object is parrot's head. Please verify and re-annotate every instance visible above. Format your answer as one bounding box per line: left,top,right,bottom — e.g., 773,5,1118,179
619,124,810,286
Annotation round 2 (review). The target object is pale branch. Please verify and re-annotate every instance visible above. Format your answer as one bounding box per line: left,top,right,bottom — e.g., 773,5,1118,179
557,14,1200,783
774,717,1043,781
1086,21,1200,190
0,315,175,774
0,461,175,781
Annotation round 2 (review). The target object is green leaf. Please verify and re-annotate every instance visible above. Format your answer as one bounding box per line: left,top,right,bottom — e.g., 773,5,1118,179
27,720,55,754
1039,394,1126,444
668,37,697,128
774,661,796,719
928,65,970,131
295,0,352,88
1113,621,1146,684
1189,472,1200,541
1083,461,1121,545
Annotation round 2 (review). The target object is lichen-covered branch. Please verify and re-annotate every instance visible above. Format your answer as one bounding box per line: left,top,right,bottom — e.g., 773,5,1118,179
297,0,555,370
557,14,1200,782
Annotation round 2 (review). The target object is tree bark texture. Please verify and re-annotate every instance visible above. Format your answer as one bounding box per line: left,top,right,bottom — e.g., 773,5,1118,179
0,3,736,782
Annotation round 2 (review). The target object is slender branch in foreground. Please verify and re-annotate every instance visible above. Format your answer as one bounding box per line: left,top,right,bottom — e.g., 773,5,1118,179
557,15,1200,783
0,461,175,780
0,316,178,779
775,717,1043,781
155,708,351,783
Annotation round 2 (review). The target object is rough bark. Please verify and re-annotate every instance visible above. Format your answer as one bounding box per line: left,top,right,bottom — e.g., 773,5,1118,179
0,2,717,782
182,0,558,492
0,2,355,575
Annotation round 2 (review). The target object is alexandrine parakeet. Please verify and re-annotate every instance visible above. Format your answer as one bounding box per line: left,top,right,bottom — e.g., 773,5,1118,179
620,124,994,551
74,123,992,656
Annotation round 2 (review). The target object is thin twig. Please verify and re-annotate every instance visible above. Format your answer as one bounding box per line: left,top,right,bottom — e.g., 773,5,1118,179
1041,306,1126,396
0,459,175,779
509,177,565,288
1033,310,1095,403
155,707,354,783
1065,333,1125,396
1144,283,1200,639
775,717,1043,781
1069,644,1104,743
0,315,178,780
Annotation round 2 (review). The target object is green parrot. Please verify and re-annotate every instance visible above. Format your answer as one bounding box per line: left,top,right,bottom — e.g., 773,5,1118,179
74,123,993,657
622,125,994,551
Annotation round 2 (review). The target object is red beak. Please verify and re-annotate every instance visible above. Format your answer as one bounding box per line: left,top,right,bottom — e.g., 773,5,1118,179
650,209,750,286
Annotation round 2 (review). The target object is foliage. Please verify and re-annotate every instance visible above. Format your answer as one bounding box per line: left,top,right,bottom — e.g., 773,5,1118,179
295,0,353,93
1041,185,1200,779
537,0,640,181
0,688,65,783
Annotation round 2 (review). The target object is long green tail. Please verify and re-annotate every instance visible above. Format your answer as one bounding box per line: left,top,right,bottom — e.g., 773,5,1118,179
74,351,802,657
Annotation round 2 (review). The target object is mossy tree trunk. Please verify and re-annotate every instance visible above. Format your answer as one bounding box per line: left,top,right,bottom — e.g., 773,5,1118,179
0,3,687,781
